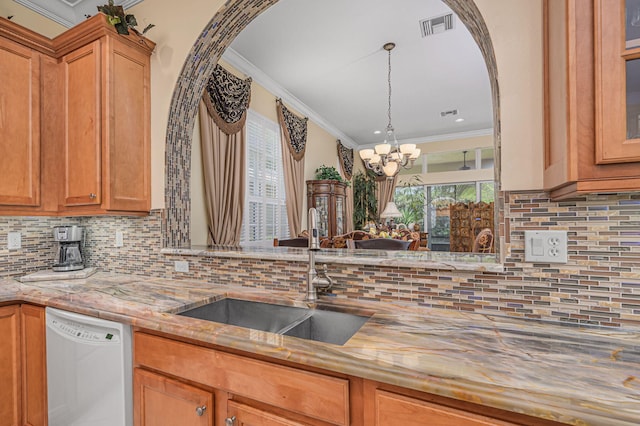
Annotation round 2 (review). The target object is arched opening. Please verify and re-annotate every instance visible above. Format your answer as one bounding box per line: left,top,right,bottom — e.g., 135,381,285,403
163,0,500,249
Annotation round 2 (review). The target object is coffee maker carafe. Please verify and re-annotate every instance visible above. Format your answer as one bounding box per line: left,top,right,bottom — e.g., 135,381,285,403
53,226,85,272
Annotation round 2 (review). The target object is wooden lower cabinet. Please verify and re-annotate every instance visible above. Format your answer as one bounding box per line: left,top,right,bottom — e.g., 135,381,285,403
0,304,47,426
371,389,512,426
134,368,213,426
0,305,21,426
21,305,48,426
134,331,563,426
227,401,306,426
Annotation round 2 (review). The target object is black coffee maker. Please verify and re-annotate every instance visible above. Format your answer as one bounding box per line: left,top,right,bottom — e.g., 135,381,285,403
53,226,84,272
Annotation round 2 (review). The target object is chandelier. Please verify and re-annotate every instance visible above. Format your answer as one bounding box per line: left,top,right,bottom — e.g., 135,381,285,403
359,42,420,178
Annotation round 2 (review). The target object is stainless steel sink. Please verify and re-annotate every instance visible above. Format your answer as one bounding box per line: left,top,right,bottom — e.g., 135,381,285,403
178,298,309,333
281,309,370,345
178,298,370,345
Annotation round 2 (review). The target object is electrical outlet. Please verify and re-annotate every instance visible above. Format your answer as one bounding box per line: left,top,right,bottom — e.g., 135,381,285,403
524,230,568,263
174,260,189,273
7,232,21,250
115,231,124,248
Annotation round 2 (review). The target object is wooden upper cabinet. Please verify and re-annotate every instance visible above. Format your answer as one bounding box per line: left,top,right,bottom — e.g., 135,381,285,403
0,14,153,216
595,0,640,163
57,16,153,214
543,0,640,200
103,36,151,212
0,36,41,207
62,40,102,207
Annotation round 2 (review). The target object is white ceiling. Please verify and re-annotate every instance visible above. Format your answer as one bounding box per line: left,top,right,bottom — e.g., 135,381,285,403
12,0,142,28
227,0,493,148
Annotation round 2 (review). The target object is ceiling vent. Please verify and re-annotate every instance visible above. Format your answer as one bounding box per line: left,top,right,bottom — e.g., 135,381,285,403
440,109,459,118
420,13,455,37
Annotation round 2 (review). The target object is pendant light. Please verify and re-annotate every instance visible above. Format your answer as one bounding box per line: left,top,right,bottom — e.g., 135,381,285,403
359,43,420,178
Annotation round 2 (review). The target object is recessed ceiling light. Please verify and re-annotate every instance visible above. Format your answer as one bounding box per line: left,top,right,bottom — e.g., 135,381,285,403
373,130,382,135
455,118,465,123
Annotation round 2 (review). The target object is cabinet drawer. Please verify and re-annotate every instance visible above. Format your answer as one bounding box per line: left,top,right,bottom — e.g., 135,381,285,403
374,390,514,426
134,332,349,425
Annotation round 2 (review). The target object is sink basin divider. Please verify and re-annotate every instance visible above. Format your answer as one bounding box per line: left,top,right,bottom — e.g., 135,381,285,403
276,312,314,335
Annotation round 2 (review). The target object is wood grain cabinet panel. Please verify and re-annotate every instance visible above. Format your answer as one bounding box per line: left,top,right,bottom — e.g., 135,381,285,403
227,401,307,426
61,40,102,207
103,36,151,212
595,0,640,163
134,368,213,426
544,0,640,199
0,37,40,207
0,305,21,426
21,305,47,426
373,390,514,426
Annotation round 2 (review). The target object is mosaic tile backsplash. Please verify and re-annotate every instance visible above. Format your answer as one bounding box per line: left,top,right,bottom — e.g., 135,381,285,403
1,191,638,327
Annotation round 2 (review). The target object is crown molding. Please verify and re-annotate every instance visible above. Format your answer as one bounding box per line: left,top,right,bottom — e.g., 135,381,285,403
13,0,144,28
221,48,358,149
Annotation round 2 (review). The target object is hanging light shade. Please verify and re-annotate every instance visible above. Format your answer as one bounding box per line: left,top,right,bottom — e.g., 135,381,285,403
359,42,420,178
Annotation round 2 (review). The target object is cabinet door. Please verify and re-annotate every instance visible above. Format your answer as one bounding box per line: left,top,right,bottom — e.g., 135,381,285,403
0,305,21,426
0,37,40,206
134,368,213,426
62,40,102,206
373,390,513,426
21,305,47,426
595,0,640,163
227,401,306,426
103,36,151,212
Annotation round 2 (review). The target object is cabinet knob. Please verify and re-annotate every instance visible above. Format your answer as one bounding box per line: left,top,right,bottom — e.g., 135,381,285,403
195,405,207,416
89,193,97,199
225,416,236,426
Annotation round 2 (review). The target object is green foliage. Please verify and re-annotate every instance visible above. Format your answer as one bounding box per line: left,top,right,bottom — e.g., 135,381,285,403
314,165,349,186
97,0,155,36
394,176,425,228
352,170,377,230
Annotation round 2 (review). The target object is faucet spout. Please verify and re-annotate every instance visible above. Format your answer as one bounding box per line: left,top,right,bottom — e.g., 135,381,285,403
306,208,334,302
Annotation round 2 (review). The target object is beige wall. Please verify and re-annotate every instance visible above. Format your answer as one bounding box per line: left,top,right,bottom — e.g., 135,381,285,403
0,2,66,38
7,0,545,206
475,0,544,190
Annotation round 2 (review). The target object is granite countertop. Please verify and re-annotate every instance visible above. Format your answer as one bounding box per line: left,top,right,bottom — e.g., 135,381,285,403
1,272,638,425
161,245,503,272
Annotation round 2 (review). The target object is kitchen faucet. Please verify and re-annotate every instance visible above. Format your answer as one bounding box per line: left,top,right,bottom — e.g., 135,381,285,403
306,208,334,302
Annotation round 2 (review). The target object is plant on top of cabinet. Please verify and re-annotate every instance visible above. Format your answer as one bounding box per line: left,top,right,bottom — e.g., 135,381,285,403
97,0,155,36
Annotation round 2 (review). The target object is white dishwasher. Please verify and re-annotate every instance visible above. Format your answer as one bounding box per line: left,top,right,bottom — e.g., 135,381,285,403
46,307,133,426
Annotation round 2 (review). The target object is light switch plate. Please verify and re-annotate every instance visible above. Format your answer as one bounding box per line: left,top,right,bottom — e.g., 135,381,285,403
524,230,568,263
7,232,21,250
115,231,124,248
174,260,189,273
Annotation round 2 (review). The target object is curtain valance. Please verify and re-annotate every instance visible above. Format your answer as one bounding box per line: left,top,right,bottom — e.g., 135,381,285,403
337,140,354,180
276,98,308,161
203,64,252,135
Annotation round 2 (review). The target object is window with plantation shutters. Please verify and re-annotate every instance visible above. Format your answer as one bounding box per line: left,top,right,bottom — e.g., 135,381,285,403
240,110,289,245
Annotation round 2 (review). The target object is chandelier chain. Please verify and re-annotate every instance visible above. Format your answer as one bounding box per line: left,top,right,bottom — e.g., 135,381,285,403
387,47,392,129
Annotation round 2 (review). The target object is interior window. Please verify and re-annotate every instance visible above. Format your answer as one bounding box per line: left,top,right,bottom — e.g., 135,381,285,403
240,110,289,246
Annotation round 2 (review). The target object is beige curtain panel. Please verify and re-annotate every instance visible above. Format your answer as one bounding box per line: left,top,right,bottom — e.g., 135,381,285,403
277,99,308,236
199,65,252,246
337,140,355,233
